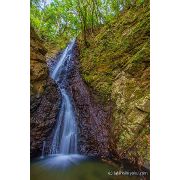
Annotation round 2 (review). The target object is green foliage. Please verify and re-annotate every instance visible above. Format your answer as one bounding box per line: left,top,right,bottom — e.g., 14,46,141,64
30,0,147,47
31,0,78,43
78,2,149,101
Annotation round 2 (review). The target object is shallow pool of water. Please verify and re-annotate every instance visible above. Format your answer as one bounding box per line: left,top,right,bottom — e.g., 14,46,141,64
31,154,143,180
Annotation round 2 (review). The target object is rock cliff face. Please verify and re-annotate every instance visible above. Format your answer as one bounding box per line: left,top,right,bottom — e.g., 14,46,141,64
67,44,111,158
30,27,60,157
78,3,150,168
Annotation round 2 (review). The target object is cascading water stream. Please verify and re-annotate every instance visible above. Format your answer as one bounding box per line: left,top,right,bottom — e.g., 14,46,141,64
49,38,78,155
41,141,46,158
36,39,85,170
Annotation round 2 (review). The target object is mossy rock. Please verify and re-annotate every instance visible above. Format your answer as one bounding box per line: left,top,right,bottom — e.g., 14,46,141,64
78,3,150,167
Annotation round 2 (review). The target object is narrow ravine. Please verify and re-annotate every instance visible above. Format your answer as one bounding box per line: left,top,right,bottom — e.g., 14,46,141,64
31,39,144,180
30,1,150,179
30,40,117,180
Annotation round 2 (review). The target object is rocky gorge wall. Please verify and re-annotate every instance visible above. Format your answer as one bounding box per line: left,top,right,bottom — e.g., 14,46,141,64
30,27,60,157
63,44,112,158
78,2,150,168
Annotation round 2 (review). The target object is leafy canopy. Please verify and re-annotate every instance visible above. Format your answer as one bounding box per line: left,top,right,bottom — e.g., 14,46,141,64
31,0,145,44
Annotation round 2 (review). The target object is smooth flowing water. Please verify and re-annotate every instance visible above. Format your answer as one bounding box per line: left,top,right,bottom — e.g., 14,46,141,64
49,38,77,155
41,141,46,158
33,39,85,169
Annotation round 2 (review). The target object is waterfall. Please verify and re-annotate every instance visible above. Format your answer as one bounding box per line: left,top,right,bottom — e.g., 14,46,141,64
49,38,77,155
41,141,46,158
